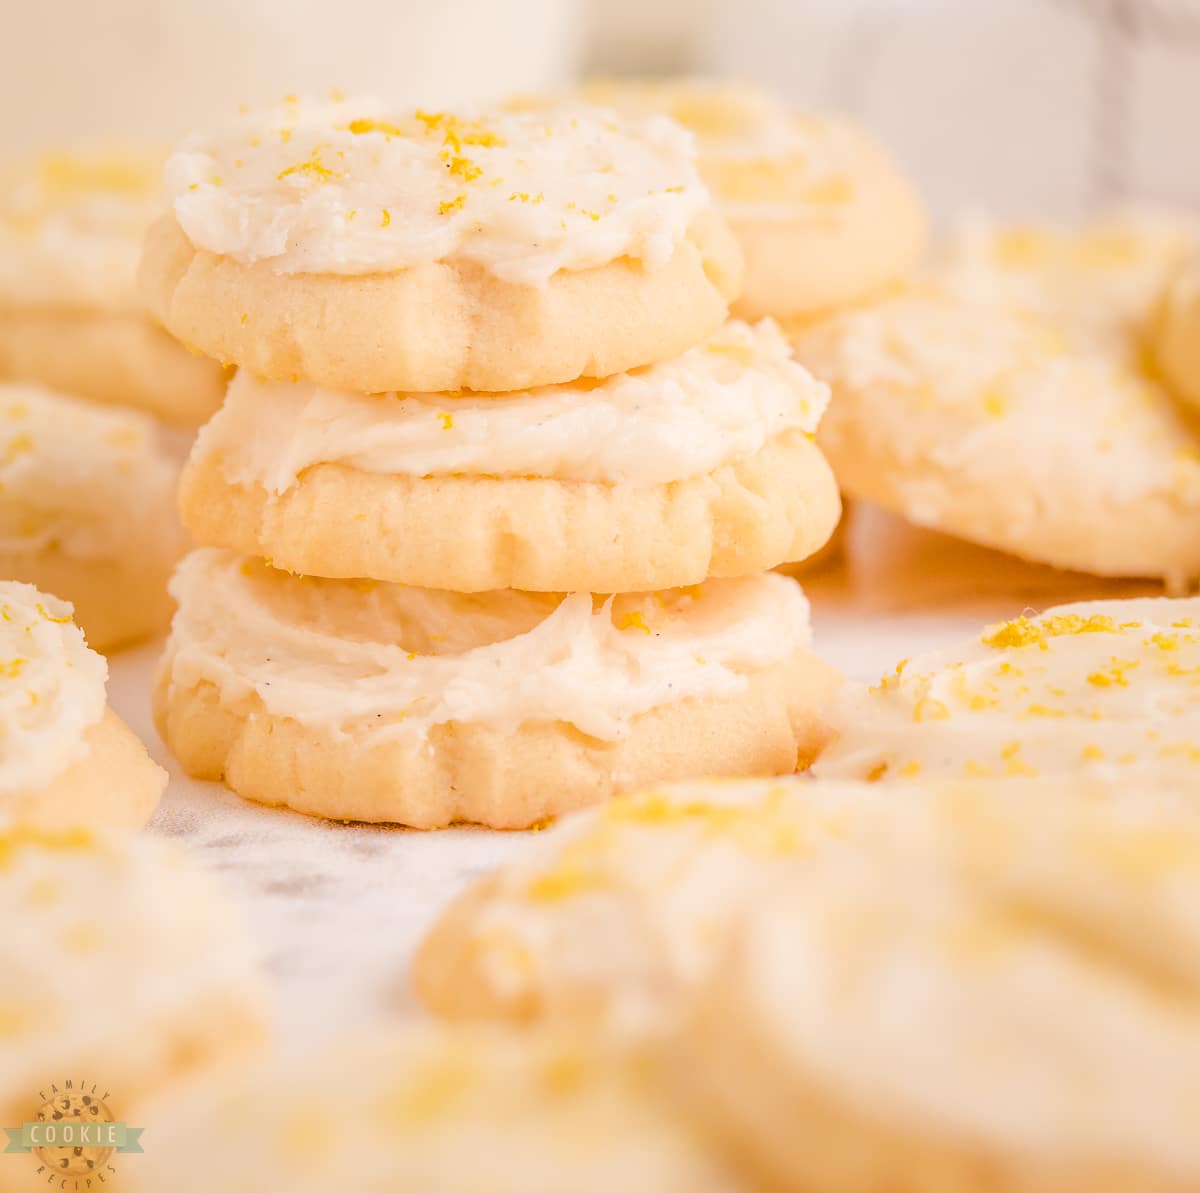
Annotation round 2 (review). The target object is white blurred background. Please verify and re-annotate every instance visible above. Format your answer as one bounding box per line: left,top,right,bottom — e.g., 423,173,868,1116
4,0,1200,220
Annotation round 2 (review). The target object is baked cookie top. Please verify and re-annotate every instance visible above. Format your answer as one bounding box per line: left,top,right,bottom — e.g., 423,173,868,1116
0,583,105,797
0,381,183,563
165,549,815,742
127,1024,741,1193
193,318,829,490
0,819,264,1112
163,96,713,284
0,151,163,311
717,777,1200,1179
816,596,1200,782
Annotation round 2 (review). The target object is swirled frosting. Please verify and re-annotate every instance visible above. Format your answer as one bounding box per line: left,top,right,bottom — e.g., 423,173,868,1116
193,319,828,489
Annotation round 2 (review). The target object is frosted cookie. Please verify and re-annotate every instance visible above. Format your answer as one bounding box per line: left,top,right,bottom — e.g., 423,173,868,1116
0,823,266,1193
0,152,224,425
181,319,840,592
579,79,927,323
0,582,165,829
677,777,1200,1193
816,595,1200,783
140,97,743,395
939,212,1197,351
1153,255,1200,412
796,291,1200,582
126,1025,742,1193
416,776,885,1032
0,381,186,650
155,549,839,828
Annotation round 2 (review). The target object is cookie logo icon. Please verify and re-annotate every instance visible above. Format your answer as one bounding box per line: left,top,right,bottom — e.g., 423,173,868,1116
4,1079,143,1189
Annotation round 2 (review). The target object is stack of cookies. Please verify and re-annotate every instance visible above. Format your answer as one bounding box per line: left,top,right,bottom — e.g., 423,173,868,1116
141,96,843,829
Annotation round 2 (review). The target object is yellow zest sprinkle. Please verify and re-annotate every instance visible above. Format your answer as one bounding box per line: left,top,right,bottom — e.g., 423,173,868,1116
897,760,922,778
866,761,889,781
381,208,392,227
348,117,406,137
239,312,249,327
0,658,27,679
438,195,465,216
445,154,482,182
35,603,71,625
1087,658,1139,688
1081,744,1105,761
981,612,1124,651
438,412,454,430
914,697,950,722
277,148,340,183
982,390,1007,418
616,611,652,634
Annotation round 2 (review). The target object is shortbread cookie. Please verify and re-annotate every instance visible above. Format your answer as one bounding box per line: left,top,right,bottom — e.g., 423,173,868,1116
0,152,223,424
141,97,743,394
1,822,266,1193
939,213,1197,350
1154,255,1200,412
416,776,884,1032
580,79,927,322
677,777,1200,1193
816,595,1200,783
797,291,1200,582
0,381,186,650
127,1025,742,1193
155,549,839,828
181,319,840,591
0,582,165,829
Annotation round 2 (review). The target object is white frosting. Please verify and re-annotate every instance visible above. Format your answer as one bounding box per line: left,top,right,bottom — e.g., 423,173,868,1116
744,784,1200,1180
194,320,827,490
799,293,1200,519
0,382,184,562
938,213,1199,349
0,822,264,1106
0,153,163,311
439,777,884,1036
130,1026,736,1193
816,596,1200,782
579,81,861,221
0,584,106,796
163,549,812,742
165,97,711,285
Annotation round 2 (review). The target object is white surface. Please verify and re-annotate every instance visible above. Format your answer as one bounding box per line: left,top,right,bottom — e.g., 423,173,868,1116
105,506,1159,1049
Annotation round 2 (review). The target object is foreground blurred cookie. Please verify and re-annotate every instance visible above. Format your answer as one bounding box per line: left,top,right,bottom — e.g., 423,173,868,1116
127,1025,742,1193
0,823,266,1193
416,776,881,1030
140,96,743,394
798,292,1200,581
181,320,840,591
816,596,1200,782
155,550,839,827
580,80,927,323
1154,254,1200,412
677,777,1200,1193
0,381,185,649
0,582,165,828
939,213,1196,350
0,152,223,425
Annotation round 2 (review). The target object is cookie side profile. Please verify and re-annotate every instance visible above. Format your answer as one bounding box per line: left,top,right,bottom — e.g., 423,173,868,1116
180,320,841,590
154,551,840,828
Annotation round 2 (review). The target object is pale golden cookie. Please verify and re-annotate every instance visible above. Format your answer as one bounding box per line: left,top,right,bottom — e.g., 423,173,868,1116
1154,255,1200,412
939,213,1197,351
416,776,883,1032
0,152,223,424
0,381,186,650
141,99,743,393
580,80,928,323
0,583,165,829
815,596,1200,783
676,776,1200,1193
126,1025,743,1193
0,823,266,1193
797,291,1200,582
155,550,839,828
181,320,840,591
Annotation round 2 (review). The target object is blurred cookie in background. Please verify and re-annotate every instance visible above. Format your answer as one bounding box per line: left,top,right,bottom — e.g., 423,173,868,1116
0,151,223,426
